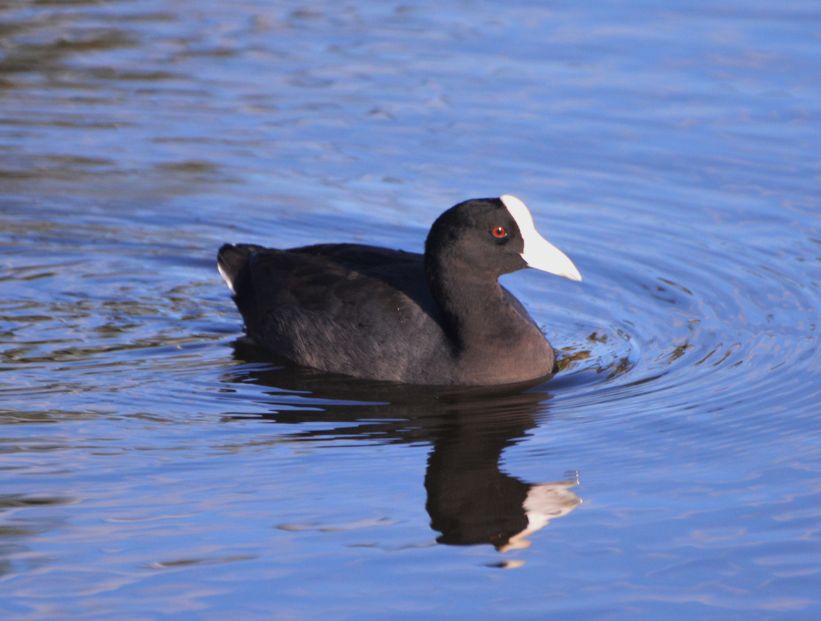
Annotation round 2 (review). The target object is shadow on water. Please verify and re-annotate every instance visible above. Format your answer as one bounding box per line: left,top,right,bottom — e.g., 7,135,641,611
0,494,75,579
223,340,581,564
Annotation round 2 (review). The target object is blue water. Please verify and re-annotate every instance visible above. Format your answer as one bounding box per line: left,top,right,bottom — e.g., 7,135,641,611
1,1,820,619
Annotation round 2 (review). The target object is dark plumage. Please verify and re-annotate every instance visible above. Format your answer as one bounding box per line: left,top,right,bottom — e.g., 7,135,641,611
218,195,581,385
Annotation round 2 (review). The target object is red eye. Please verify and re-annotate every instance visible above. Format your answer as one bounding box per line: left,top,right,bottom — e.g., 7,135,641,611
491,226,508,239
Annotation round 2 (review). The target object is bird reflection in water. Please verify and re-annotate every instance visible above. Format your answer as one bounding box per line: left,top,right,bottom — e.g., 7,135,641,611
223,341,582,565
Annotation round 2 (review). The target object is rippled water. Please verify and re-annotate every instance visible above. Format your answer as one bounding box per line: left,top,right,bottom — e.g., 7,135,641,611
2,1,820,618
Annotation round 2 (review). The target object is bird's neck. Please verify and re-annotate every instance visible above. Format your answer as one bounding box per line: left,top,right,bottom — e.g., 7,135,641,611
425,255,511,351
425,253,555,385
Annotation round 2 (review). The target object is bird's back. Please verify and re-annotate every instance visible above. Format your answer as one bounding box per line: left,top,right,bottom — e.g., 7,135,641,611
218,243,454,382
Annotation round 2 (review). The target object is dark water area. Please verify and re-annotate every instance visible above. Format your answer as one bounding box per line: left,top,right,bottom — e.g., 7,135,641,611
1,0,820,618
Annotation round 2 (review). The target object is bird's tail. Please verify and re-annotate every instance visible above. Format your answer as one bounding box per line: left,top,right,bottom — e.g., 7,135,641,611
217,243,262,294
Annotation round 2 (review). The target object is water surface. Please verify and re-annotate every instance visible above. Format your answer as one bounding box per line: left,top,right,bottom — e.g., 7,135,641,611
1,1,820,619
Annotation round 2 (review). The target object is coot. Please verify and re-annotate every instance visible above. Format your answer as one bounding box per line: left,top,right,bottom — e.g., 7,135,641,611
218,195,581,385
